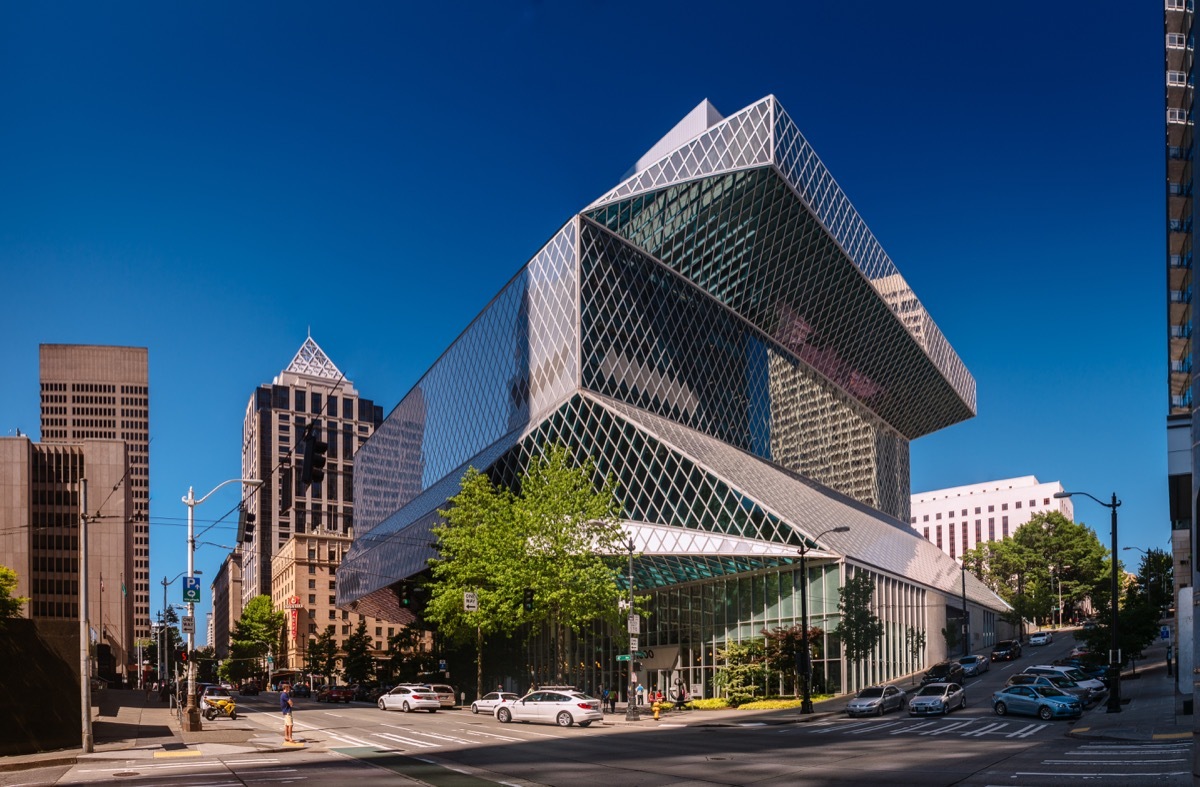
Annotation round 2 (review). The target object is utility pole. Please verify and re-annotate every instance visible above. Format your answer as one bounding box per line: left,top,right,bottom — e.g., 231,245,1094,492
78,479,93,753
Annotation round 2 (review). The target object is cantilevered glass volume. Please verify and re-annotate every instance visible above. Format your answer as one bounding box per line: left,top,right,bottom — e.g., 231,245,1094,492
338,95,1007,697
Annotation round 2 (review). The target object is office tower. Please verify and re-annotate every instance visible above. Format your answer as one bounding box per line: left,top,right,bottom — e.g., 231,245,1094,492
39,344,150,664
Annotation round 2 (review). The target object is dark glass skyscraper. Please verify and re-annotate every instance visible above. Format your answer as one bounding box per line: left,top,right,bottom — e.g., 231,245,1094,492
339,96,1007,695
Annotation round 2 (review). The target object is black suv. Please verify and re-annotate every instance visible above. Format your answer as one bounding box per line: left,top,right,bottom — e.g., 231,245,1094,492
991,640,1022,661
921,660,965,685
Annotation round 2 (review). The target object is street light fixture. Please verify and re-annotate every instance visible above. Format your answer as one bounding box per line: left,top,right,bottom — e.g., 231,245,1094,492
182,478,262,731
797,526,850,714
625,537,639,722
1054,490,1121,713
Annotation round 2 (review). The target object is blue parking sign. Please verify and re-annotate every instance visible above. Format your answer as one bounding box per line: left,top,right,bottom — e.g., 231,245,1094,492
183,577,201,603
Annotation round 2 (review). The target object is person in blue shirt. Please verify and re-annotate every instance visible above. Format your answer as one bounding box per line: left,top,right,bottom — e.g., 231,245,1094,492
280,682,294,743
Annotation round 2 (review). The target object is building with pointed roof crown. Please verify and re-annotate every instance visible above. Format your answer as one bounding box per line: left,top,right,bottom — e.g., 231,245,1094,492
338,96,1006,697
216,338,385,665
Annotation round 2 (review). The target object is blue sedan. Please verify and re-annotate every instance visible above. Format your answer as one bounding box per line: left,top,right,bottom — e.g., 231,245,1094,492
992,685,1081,720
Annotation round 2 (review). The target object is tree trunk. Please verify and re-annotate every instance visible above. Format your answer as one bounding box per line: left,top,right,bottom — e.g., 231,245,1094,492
475,625,483,701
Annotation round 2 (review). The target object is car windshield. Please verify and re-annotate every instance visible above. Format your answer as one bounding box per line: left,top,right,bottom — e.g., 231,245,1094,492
1049,677,1078,688
1037,687,1068,698
858,688,884,698
959,657,977,664
1064,669,1088,681
916,686,946,697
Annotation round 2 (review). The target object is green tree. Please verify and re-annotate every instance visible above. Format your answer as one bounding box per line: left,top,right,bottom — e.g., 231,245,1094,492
1134,547,1173,615
229,595,285,681
193,645,218,683
905,626,926,674
306,626,340,684
342,619,374,685
426,444,626,697
834,573,884,686
762,624,823,696
961,512,1109,626
385,624,432,681
713,639,769,705
0,565,29,620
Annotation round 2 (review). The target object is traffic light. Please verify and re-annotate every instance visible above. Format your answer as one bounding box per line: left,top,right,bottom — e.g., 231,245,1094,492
398,584,411,607
523,588,534,612
177,649,188,664
300,422,328,488
236,503,256,543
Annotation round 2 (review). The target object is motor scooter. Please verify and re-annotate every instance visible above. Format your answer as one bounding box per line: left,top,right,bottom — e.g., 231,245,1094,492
202,695,238,720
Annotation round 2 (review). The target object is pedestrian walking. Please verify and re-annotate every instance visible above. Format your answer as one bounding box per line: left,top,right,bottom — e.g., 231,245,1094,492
636,683,645,706
609,690,617,714
280,682,294,743
601,686,609,713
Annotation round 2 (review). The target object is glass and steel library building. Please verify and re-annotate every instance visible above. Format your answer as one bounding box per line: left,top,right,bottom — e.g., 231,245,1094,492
338,95,1010,699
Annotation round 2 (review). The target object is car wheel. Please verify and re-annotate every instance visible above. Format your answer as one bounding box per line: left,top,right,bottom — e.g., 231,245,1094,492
497,707,512,723
556,711,573,727
471,704,479,714
402,701,411,713
579,721,591,727
1038,706,1054,721
378,699,387,711
876,705,884,717
429,708,438,713
995,702,1008,716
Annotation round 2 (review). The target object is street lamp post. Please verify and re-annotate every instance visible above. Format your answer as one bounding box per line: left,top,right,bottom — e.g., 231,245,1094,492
625,537,639,722
160,571,199,687
960,562,970,658
1055,490,1121,713
797,526,850,714
182,478,261,731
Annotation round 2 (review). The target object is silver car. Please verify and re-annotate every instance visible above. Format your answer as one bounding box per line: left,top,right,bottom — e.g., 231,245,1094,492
958,655,990,677
495,689,603,727
907,683,965,716
845,685,907,717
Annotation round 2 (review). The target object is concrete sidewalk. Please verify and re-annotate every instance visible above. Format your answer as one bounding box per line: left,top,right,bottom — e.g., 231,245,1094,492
1065,639,1193,744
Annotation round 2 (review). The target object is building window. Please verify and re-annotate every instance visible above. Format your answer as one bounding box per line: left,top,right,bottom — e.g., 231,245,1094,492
1168,32,1189,49
308,594,316,604
1168,107,1191,124
328,610,336,619
1168,70,1191,87
308,579,316,589
329,595,336,604
974,507,981,515
1014,501,1022,509
1001,503,1008,511
1002,516,1009,538
988,518,995,540
961,523,968,553
923,527,930,540
923,515,929,522
936,513,942,520
975,520,982,542
936,526,943,549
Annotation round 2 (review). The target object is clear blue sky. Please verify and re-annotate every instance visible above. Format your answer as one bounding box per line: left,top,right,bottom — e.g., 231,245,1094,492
0,2,1165,640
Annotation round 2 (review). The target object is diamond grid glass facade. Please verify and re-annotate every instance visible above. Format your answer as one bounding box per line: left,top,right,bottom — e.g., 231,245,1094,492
340,95,1006,698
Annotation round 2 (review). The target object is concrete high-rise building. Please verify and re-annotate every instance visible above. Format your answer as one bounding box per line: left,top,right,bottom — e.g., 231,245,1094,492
1166,0,1195,611
910,476,1072,561
38,344,151,651
228,338,383,639
0,436,133,684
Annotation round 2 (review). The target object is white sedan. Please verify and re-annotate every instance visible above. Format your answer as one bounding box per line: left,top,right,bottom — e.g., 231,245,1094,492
378,685,440,713
1029,632,1053,646
495,689,603,727
471,691,519,714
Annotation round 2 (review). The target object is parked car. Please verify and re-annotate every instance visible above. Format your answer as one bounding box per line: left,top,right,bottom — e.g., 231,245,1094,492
428,683,457,708
845,685,907,717
921,661,965,686
1005,673,1096,706
317,685,354,703
992,685,1082,720
991,640,1022,661
238,682,260,696
1053,656,1112,686
494,689,603,727
907,683,966,716
958,655,990,677
290,683,311,698
351,683,381,703
1024,665,1106,696
471,691,520,715
378,684,440,713
1029,631,1053,646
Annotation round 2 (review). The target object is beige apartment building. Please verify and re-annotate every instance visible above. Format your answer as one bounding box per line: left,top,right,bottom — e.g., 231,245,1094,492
270,531,418,677
0,436,134,684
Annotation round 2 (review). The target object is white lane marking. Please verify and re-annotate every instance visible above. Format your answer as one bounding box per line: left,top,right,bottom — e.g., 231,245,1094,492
454,728,533,742
921,720,975,736
323,712,346,718
373,732,439,748
892,721,937,734
962,722,1008,737
846,721,905,735
813,720,876,734
1006,723,1046,738
1016,772,1190,778
1043,758,1189,765
324,731,374,747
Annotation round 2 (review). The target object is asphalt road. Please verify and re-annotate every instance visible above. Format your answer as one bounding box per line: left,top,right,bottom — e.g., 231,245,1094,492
10,636,1190,786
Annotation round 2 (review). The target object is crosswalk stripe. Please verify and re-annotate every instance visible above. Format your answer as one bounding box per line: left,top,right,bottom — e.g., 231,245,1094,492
373,731,438,748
